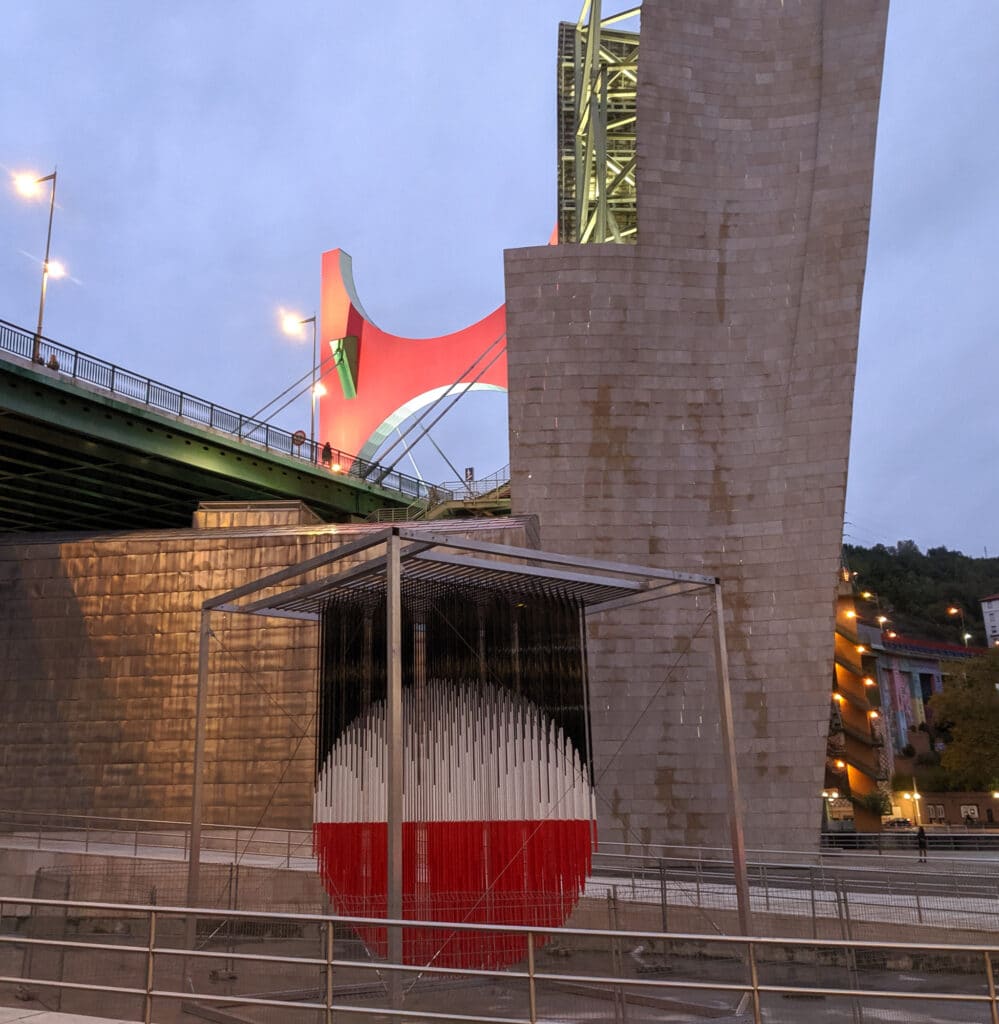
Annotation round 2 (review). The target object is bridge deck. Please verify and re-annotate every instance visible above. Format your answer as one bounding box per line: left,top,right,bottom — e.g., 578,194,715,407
0,321,433,532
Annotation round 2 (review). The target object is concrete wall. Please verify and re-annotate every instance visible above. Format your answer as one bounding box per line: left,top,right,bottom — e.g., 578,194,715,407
505,1,889,850
0,514,537,827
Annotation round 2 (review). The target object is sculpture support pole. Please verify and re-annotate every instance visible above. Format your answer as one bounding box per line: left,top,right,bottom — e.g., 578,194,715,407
185,608,211,953
712,582,752,936
386,531,404,1009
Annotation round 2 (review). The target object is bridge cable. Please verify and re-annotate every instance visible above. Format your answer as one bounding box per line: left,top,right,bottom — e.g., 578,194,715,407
374,340,506,485
366,330,506,472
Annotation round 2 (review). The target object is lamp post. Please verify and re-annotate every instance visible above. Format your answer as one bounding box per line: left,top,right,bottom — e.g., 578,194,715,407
821,789,839,831
313,380,327,457
13,169,59,363
281,312,319,457
947,606,970,647
902,781,922,825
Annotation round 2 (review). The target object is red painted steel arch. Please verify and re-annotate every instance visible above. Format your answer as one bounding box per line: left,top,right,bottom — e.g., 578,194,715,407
318,248,508,464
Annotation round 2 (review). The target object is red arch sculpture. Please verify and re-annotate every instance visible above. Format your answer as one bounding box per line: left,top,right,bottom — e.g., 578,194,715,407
318,248,508,465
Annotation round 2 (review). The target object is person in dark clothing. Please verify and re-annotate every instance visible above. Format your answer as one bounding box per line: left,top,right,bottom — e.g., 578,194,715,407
321,442,333,467
916,826,928,863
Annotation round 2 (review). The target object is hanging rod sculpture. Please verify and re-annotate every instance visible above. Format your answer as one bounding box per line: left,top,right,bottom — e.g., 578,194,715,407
314,581,596,969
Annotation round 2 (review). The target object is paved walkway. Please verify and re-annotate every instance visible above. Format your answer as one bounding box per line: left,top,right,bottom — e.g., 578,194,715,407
0,1010,135,1024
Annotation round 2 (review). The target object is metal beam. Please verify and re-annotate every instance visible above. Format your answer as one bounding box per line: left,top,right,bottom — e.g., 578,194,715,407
712,582,752,937
408,549,645,593
386,529,404,1012
558,4,639,244
185,608,212,952
396,529,718,586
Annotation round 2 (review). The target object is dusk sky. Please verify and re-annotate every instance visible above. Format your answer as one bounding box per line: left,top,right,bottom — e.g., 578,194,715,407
2,3,996,556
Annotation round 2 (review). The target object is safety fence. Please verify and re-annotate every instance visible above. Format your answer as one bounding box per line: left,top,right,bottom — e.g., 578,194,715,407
436,465,512,499
1,895,998,1024
822,829,999,853
587,849,999,944
6,811,999,947
0,808,312,868
0,318,443,503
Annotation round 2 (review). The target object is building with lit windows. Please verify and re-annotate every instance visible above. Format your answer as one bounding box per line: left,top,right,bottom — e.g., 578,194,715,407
981,593,999,647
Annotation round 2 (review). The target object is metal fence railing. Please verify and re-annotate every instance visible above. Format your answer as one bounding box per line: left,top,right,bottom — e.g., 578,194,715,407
436,464,512,500
1,894,998,1024
5,811,999,949
0,318,449,504
588,849,999,943
0,808,311,869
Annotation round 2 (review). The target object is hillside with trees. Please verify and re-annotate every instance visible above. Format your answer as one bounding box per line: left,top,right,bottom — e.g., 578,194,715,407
843,541,999,644
929,651,999,791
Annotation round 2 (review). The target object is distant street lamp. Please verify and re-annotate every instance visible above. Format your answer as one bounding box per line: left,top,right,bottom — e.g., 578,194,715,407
281,312,319,455
12,168,60,363
902,781,922,825
947,606,970,647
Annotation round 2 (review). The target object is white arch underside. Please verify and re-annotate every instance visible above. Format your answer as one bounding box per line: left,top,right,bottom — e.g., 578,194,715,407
359,383,507,463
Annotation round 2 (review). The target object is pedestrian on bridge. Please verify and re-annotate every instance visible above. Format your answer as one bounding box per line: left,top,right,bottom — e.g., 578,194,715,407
916,826,928,863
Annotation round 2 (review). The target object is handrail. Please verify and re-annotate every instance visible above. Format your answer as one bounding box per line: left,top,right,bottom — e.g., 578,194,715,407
437,464,512,499
5,807,999,868
0,894,998,1024
0,318,453,505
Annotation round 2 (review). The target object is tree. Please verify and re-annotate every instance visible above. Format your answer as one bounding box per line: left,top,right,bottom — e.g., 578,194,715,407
843,541,999,642
929,652,999,790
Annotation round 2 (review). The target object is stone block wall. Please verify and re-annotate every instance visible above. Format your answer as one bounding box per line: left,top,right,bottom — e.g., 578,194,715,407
504,1,889,850
0,515,536,827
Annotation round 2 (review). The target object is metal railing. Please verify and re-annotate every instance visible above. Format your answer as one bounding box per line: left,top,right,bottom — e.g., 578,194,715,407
7,811,999,947
437,464,512,500
589,848,999,942
0,808,313,870
0,318,450,504
1,895,998,1024
823,828,999,853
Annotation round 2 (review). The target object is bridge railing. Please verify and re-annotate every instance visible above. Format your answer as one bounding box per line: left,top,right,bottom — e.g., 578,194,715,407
0,319,448,504
436,464,512,500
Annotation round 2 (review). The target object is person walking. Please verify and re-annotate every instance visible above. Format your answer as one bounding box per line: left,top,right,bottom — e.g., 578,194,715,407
321,441,333,468
916,825,928,864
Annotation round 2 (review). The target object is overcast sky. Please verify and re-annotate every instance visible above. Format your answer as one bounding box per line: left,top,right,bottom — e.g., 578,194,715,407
2,3,996,557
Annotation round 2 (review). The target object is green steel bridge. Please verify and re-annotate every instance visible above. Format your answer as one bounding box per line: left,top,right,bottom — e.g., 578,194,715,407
0,319,437,532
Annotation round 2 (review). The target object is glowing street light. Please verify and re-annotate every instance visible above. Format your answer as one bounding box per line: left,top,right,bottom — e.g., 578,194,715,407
12,168,60,363
13,172,42,198
902,787,922,825
947,605,970,647
280,311,319,454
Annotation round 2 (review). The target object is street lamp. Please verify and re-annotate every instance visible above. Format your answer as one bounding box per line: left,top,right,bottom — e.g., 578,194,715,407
947,606,969,647
280,312,319,454
12,168,59,363
902,783,922,825
313,380,327,455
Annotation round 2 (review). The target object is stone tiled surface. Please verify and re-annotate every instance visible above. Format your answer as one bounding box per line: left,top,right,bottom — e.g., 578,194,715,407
0,1009,135,1023
0,518,535,827
505,1,889,850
